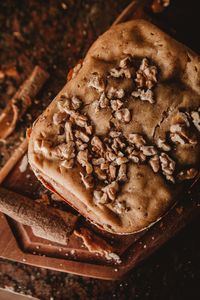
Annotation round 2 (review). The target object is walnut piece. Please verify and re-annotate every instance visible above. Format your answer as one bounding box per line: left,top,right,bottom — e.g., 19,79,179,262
132,89,154,104
117,163,127,182
135,58,158,90
77,149,93,174
114,108,131,123
103,181,119,201
75,130,90,143
191,110,200,132
91,136,104,154
128,133,146,148
53,111,67,125
177,168,198,181
170,123,197,145
149,155,160,173
141,145,157,156
65,121,73,142
107,87,125,99
88,73,104,93
157,138,171,151
159,152,175,182
110,99,123,111
80,172,94,189
93,190,108,205
94,166,107,181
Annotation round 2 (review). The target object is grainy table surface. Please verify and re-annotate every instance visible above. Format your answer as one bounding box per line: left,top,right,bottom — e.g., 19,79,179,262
0,1,200,299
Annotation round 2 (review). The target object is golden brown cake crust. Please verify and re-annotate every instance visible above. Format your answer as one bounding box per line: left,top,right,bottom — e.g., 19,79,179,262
28,20,200,234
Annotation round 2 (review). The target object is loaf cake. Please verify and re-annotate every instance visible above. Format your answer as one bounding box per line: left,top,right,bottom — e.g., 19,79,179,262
28,19,200,234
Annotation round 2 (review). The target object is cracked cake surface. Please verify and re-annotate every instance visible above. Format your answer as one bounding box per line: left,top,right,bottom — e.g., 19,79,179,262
28,19,200,234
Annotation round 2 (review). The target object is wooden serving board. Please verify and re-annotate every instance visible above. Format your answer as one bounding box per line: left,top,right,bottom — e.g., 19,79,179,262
0,0,200,280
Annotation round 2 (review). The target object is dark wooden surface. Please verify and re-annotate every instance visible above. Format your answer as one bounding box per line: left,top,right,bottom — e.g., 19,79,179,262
0,0,200,299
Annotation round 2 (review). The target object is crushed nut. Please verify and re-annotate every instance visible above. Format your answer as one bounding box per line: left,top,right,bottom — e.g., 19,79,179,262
115,156,128,165
128,133,146,148
117,163,127,182
88,73,104,93
93,190,108,204
92,158,105,165
71,96,82,110
77,149,93,174
94,166,107,180
114,108,131,123
177,168,198,181
107,87,125,99
135,58,158,90
65,121,73,142
191,110,200,131
72,112,88,128
160,152,175,182
98,92,109,109
141,145,157,156
149,155,160,173
110,99,123,111
109,164,117,181
157,138,171,151
132,89,154,104
170,123,197,145
109,131,121,138
91,136,104,154
103,181,119,201
80,172,94,189
75,130,90,143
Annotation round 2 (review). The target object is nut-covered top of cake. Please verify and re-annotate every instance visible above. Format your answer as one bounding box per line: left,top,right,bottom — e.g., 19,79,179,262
28,20,200,234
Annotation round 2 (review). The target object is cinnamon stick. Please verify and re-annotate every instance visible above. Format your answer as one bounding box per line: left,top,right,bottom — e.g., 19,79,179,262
0,187,78,245
0,66,49,139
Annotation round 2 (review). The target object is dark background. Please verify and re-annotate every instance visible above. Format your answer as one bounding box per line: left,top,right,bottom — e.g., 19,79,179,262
0,1,200,299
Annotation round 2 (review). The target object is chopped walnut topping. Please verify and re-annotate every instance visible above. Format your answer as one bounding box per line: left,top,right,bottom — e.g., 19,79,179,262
110,99,123,111
75,130,90,143
94,166,107,180
100,162,109,170
71,96,82,110
191,110,200,131
160,152,175,182
135,58,158,90
61,159,74,169
65,121,73,142
93,190,108,205
80,172,94,189
128,150,140,163
114,108,131,123
117,163,127,182
103,181,119,201
157,138,171,151
77,149,93,174
109,131,121,138
128,133,146,148
141,145,157,156
149,155,160,173
88,73,104,93
116,156,128,165
98,92,109,109
110,67,133,79
119,56,132,69
53,111,67,125
177,168,198,181
106,150,117,162
72,112,88,128
92,158,105,165
107,87,125,99
132,89,154,104
55,141,75,160
109,164,117,181
170,123,197,145
91,136,104,154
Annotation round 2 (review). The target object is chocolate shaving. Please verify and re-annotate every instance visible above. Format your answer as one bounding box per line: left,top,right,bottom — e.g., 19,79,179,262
0,187,78,245
0,66,49,139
